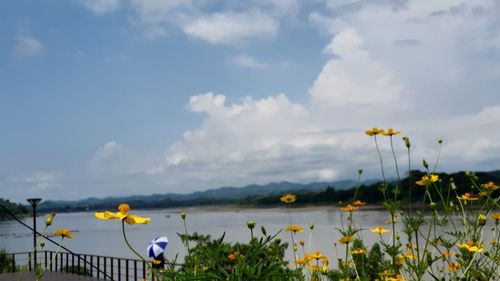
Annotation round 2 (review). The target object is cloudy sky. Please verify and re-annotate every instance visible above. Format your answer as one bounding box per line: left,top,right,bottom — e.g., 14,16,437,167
1,0,500,203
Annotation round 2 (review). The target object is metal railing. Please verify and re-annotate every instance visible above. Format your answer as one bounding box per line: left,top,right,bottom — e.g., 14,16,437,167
6,250,174,281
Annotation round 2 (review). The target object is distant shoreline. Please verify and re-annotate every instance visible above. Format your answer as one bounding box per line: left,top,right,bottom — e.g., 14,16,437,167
137,204,388,215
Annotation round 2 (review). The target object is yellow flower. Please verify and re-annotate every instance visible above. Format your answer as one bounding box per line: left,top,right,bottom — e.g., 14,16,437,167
307,251,328,271
448,262,459,272
478,213,487,225
118,203,130,213
95,203,151,225
456,193,479,201
441,251,455,258
483,181,499,190
371,226,390,234
386,274,406,281
285,224,304,233
457,241,484,252
152,259,161,265
228,253,237,261
280,194,296,204
45,212,56,226
406,242,417,249
491,212,500,221
415,174,439,186
404,251,415,259
340,204,359,212
339,235,354,245
312,250,327,261
295,258,306,265
382,128,400,136
365,127,384,136
54,228,73,239
352,200,365,206
352,248,366,255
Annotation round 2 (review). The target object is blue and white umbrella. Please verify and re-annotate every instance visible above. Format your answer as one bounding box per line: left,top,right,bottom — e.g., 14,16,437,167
147,236,168,258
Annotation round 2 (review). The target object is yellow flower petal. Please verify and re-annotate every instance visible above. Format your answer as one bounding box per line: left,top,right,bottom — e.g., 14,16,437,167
125,215,151,225
95,211,120,220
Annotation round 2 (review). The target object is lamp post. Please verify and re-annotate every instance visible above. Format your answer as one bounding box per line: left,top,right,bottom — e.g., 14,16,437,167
27,198,42,271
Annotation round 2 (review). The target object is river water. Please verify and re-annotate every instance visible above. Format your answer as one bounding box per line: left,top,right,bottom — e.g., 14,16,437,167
0,207,494,264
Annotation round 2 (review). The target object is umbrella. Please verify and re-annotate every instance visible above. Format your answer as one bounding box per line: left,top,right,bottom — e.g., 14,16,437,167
147,236,168,258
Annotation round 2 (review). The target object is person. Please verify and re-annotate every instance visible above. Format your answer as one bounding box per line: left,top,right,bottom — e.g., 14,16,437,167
152,252,170,270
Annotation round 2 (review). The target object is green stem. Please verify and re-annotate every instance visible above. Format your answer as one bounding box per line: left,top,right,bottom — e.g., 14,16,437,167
374,135,386,182
182,219,191,253
121,220,159,281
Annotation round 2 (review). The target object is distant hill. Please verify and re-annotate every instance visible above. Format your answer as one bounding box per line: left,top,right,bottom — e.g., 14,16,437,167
37,179,367,212
487,170,500,178
34,169,500,213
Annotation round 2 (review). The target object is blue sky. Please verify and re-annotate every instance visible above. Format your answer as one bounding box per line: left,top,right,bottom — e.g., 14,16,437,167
1,0,500,202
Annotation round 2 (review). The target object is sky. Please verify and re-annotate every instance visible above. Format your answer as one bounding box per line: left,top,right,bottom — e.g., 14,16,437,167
1,0,500,203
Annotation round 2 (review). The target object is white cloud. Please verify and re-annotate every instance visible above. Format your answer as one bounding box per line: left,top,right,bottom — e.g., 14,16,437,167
309,28,405,107
128,1,288,43
9,172,64,193
129,0,192,25
12,36,44,57
92,141,123,164
230,54,268,69
74,0,121,15
182,10,279,44
251,0,301,17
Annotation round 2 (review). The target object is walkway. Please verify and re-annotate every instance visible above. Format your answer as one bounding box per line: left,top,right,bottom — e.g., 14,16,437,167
0,272,105,281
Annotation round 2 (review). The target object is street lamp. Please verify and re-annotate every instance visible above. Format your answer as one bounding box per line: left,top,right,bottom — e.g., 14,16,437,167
27,198,42,271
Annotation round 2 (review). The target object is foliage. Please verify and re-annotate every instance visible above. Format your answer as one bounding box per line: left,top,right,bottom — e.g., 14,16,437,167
61,265,92,276
162,231,299,281
0,198,28,221
0,249,15,273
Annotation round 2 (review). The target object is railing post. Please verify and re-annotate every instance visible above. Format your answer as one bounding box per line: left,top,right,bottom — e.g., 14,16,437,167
142,261,146,280
125,259,129,281
54,252,57,271
60,251,63,271
134,260,137,281
118,259,121,281
44,251,47,269
11,253,16,272
84,255,87,275
96,256,100,279
28,252,32,271
50,251,53,271
77,253,80,272
111,258,114,280
104,256,107,279
66,252,69,272
72,253,75,273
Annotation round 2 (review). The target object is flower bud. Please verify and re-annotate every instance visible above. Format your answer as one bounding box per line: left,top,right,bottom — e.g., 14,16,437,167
45,212,56,227
293,244,298,251
478,213,487,226
429,202,436,210
261,226,267,236
423,159,429,169
180,211,186,220
247,220,255,230
402,137,411,148
40,241,45,247
357,168,363,175
309,222,315,230
275,237,281,243
299,240,305,246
